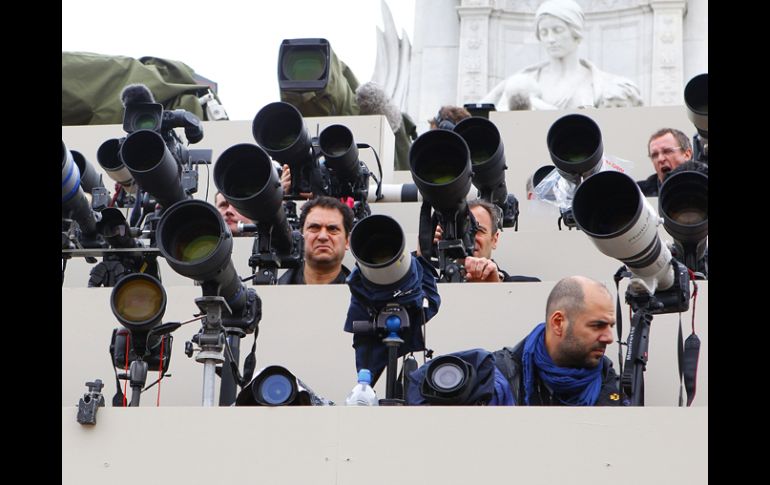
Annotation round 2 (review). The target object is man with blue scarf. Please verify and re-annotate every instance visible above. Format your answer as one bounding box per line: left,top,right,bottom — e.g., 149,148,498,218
493,276,623,406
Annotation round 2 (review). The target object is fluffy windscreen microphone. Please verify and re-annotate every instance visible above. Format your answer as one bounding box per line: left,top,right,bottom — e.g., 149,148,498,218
355,82,402,133
120,83,156,106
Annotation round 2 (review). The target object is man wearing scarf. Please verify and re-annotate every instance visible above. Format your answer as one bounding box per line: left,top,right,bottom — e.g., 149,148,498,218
493,276,624,406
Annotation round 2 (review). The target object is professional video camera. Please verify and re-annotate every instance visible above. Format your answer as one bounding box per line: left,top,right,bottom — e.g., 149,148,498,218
108,273,173,406
277,38,359,117
69,84,213,288
406,349,512,406
214,143,303,284
251,101,373,221
572,170,700,405
347,214,441,401
453,116,519,229
235,365,332,406
684,73,708,164
277,36,417,174
156,199,262,406
409,129,477,282
96,84,209,238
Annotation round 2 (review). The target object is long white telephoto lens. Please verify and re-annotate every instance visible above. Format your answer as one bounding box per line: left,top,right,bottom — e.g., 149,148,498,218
572,170,673,295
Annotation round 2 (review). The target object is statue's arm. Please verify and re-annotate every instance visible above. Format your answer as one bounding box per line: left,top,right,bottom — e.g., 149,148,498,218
480,79,507,104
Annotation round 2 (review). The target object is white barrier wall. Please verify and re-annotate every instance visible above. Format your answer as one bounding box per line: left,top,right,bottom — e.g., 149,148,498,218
63,407,707,485
63,282,708,407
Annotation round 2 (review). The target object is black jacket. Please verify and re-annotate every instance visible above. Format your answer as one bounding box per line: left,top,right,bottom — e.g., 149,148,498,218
636,173,660,197
498,267,541,282
277,263,351,285
492,340,623,406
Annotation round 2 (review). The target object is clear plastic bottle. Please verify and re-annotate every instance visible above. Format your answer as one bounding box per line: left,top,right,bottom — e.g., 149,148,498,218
345,369,379,406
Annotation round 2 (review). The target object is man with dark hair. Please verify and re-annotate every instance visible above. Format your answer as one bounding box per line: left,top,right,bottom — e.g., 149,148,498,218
637,128,693,196
278,196,354,285
429,199,540,282
492,275,623,405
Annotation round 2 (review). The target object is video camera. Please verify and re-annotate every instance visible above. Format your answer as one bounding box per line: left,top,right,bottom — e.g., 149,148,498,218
277,38,359,117
67,84,214,287
96,84,209,239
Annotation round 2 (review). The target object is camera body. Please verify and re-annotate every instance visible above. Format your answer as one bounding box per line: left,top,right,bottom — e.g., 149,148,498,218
110,328,172,373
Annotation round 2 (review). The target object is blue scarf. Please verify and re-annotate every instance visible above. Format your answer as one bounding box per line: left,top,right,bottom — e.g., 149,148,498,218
521,323,603,406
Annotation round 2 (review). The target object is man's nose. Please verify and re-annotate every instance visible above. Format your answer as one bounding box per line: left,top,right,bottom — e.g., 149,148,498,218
599,328,614,344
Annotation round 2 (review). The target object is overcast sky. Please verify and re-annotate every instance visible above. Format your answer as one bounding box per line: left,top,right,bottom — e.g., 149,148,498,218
62,0,416,121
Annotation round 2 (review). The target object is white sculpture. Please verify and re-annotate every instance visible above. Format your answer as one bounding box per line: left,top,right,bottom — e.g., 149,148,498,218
481,0,643,110
371,0,411,113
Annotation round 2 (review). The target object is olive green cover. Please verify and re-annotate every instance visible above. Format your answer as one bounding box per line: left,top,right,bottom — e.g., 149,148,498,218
62,51,222,125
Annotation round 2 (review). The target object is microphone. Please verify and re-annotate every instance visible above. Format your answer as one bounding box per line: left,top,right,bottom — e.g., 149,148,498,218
355,81,402,133
120,83,155,106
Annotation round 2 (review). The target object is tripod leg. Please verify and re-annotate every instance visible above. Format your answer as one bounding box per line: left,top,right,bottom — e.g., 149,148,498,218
219,334,241,406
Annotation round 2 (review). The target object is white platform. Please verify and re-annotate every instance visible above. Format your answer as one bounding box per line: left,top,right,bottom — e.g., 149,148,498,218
62,406,708,485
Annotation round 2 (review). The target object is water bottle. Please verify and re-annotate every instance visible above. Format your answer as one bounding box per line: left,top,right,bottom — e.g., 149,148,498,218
345,369,379,406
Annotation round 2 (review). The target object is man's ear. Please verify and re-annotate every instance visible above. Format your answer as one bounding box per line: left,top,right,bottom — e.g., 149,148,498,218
491,231,500,250
549,310,567,337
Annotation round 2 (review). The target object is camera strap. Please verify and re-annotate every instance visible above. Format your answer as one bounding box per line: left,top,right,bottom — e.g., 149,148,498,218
678,276,700,406
612,266,631,379
417,201,436,260
241,330,259,387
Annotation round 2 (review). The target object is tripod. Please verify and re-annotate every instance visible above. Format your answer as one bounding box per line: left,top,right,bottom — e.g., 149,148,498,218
190,289,261,407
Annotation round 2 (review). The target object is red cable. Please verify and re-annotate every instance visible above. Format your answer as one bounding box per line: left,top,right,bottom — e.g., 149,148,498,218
690,281,699,334
156,336,165,406
123,332,130,407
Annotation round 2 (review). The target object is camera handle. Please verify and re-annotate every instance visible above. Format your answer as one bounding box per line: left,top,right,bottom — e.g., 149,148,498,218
380,332,405,405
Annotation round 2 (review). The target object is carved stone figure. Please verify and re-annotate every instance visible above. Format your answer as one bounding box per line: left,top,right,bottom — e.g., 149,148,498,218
481,0,643,110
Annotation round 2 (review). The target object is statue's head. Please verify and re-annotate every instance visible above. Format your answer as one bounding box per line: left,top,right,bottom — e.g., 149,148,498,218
535,0,585,42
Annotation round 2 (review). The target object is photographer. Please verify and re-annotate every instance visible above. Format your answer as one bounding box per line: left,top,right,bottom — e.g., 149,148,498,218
425,199,540,282
277,196,353,285
492,276,623,405
215,192,252,237
636,128,693,197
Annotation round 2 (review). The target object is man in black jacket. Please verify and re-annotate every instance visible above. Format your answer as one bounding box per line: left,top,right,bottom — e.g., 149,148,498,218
463,199,540,282
277,196,353,285
493,275,623,405
636,128,693,196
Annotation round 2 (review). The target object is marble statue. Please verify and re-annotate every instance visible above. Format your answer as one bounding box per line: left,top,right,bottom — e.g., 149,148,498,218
481,0,643,110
